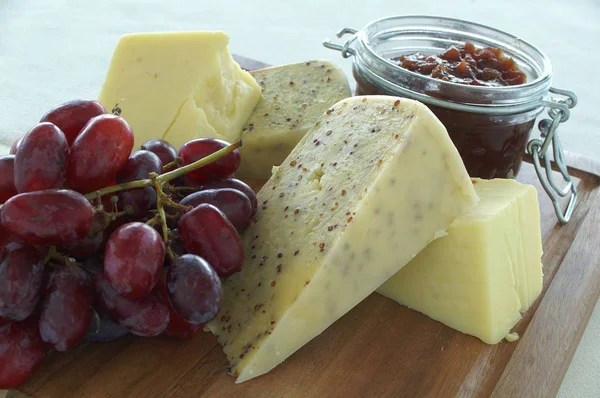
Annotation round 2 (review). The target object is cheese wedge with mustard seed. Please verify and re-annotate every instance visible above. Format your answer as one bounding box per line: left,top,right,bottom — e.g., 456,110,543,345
378,178,543,344
207,95,479,383
236,61,351,179
98,31,261,150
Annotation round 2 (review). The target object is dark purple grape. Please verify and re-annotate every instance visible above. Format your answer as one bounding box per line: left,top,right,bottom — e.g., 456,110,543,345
116,150,162,182
167,254,221,325
0,155,17,203
0,316,49,389
14,122,69,193
200,177,257,217
59,230,104,259
83,311,128,342
39,266,93,351
157,269,203,339
104,222,165,299
178,204,244,277
82,256,104,274
114,150,162,219
0,243,45,321
178,138,240,183
180,188,252,230
92,273,169,337
140,139,177,170
39,99,107,146
1,189,94,246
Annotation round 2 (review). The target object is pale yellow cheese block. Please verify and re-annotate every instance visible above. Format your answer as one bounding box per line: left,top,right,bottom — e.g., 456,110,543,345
207,96,479,382
378,178,543,344
98,31,261,150
236,61,351,179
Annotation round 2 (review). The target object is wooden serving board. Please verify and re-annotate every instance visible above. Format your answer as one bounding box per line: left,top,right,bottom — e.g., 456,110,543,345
9,57,600,398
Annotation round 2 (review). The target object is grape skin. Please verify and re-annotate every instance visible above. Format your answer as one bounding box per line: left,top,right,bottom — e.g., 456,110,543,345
0,242,45,321
39,266,93,351
1,189,94,246
104,222,165,299
14,122,69,193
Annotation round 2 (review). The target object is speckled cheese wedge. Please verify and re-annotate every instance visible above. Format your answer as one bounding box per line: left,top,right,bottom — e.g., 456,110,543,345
207,96,479,383
378,178,543,344
98,31,261,150
236,61,351,179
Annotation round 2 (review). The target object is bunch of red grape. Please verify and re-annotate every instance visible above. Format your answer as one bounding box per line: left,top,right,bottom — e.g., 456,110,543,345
0,99,257,389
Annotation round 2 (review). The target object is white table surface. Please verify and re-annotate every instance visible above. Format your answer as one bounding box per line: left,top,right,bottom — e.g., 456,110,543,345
0,0,598,396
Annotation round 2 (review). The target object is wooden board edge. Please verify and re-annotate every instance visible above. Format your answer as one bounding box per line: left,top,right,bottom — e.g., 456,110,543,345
492,187,600,397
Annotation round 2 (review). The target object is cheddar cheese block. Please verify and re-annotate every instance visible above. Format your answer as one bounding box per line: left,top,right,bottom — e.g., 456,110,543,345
98,31,261,149
378,178,543,344
207,96,479,382
237,61,351,179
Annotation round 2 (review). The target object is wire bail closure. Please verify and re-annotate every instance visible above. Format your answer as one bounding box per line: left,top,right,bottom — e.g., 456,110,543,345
323,29,579,225
527,88,578,224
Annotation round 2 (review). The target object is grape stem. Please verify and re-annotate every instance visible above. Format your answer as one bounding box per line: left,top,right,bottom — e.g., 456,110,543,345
44,246,81,267
84,140,242,201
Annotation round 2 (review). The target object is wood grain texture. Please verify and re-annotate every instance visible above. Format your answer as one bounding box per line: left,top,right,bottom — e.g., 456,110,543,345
14,154,600,398
11,56,600,397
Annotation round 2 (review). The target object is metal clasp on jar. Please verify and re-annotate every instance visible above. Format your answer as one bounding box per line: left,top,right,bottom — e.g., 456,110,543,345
527,88,578,224
322,28,358,58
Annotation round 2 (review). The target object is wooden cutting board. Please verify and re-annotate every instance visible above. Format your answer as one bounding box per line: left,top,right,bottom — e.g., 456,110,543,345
9,57,600,398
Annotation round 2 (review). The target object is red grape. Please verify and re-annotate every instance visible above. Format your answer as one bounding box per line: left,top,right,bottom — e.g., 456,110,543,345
166,254,221,324
178,138,240,183
0,316,9,327
66,114,134,193
39,99,107,145
0,155,17,203
180,188,252,230
200,177,257,217
1,189,93,246
104,222,164,299
0,316,49,389
83,311,128,342
157,269,203,339
92,273,169,337
0,242,45,321
14,123,69,193
140,139,177,169
39,266,93,351
9,135,23,155
178,204,244,277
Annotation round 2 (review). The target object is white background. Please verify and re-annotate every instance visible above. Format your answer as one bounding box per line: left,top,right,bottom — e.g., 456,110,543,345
0,0,598,396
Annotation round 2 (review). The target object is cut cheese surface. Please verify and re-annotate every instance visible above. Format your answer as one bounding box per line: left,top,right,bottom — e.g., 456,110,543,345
236,61,351,179
207,96,478,382
98,31,261,150
378,178,543,344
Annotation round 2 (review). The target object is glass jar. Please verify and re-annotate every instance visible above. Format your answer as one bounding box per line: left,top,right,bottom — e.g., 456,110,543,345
324,15,579,223
325,16,561,179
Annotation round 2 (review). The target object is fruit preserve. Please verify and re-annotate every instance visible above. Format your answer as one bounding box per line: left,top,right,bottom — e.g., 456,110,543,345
325,16,554,179
391,42,526,87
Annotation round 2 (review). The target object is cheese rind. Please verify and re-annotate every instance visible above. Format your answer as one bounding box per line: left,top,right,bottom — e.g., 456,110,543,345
98,31,261,150
236,61,351,179
207,96,478,382
377,178,543,344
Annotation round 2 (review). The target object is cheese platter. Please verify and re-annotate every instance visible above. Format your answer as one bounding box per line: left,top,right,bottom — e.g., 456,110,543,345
1,19,600,398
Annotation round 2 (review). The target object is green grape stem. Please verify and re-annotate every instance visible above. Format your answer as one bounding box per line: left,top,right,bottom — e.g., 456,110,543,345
83,140,242,201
